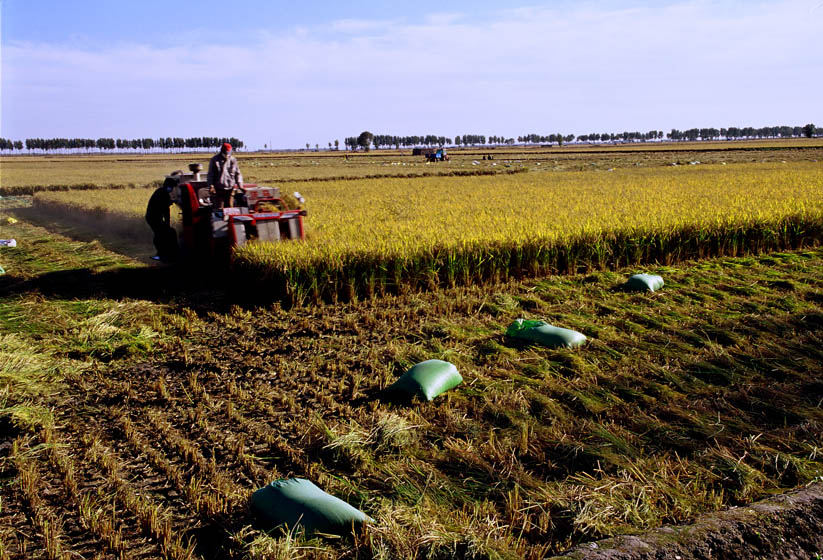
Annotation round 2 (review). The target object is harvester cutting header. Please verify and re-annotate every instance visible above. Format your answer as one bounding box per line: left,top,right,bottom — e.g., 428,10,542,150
147,143,306,263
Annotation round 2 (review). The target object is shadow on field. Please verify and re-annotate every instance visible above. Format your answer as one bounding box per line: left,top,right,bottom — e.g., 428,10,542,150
0,263,237,312
10,204,156,261
3,203,271,312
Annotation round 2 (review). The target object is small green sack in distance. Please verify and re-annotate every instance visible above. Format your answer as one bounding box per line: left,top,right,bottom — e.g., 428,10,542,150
387,359,463,401
506,319,587,349
623,273,665,292
251,478,370,536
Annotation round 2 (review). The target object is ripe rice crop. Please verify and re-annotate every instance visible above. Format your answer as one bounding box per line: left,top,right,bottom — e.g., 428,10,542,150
234,162,823,303
31,162,823,303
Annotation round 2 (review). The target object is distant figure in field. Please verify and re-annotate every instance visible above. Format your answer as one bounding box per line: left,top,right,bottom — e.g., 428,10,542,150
145,175,180,262
208,143,244,209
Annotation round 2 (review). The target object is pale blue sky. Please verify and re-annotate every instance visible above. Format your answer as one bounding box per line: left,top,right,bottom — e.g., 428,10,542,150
2,0,821,149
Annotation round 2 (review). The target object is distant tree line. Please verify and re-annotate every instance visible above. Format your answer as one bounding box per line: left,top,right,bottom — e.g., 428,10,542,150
572,131,662,143
341,124,818,151
343,134,454,151
664,125,816,141
526,124,818,144
0,136,245,154
514,133,578,145
2,124,818,154
0,139,24,151
455,135,490,146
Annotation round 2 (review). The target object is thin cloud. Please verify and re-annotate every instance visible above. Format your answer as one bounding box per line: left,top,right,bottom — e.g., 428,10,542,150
328,18,404,33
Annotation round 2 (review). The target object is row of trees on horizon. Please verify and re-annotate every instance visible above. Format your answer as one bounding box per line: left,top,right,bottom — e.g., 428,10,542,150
1,124,819,154
576,125,818,143
0,136,244,154
343,124,818,151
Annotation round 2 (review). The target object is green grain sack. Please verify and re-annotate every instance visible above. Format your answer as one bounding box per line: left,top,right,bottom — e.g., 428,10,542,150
250,478,369,536
387,359,463,401
506,319,586,349
623,273,664,292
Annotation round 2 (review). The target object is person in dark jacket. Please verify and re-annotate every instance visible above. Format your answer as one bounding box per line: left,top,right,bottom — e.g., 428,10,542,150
207,143,244,209
145,176,180,261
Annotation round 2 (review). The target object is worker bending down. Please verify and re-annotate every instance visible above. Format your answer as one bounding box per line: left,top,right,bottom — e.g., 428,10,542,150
208,143,244,209
145,175,181,262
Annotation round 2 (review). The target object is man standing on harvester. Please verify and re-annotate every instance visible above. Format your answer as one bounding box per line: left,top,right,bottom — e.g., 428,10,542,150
208,143,244,209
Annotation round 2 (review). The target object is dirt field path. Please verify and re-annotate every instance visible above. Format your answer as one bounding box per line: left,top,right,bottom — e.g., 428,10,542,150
553,482,823,559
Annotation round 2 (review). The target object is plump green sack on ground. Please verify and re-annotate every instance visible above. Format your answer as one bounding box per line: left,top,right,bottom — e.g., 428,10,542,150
506,319,587,349
250,478,369,535
387,359,463,401
623,273,664,292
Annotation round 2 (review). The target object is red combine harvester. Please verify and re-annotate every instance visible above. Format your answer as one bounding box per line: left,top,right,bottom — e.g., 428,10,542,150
172,163,306,261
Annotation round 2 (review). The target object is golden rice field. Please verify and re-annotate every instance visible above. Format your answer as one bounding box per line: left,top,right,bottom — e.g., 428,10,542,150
3,138,822,193
236,162,823,302
32,161,823,304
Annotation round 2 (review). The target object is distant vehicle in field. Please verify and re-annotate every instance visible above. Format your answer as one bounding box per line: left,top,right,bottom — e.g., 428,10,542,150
171,163,306,261
413,148,450,162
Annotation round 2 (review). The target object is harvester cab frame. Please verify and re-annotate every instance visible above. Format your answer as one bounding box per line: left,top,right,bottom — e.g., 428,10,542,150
170,162,306,261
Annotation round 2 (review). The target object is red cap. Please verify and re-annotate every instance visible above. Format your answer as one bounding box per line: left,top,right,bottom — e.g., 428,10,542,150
221,143,232,152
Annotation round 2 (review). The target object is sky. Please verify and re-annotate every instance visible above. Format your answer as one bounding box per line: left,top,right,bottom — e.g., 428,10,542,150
1,0,821,150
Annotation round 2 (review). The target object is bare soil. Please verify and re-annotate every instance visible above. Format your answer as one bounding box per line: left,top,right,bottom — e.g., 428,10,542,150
553,482,823,559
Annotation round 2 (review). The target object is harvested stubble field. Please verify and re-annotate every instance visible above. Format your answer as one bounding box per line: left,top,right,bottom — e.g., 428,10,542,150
2,144,823,559
1,213,823,559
